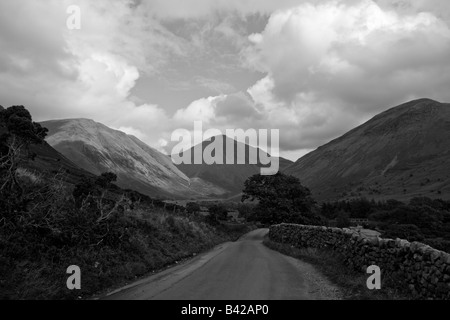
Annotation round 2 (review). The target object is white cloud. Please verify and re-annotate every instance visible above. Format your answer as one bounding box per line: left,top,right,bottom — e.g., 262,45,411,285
245,0,450,104
0,0,184,149
174,96,225,124
2,0,450,161
239,0,450,153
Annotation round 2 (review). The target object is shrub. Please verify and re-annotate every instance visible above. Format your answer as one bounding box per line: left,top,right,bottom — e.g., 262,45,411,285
336,211,351,228
207,204,228,223
0,105,253,299
186,202,201,215
382,224,424,242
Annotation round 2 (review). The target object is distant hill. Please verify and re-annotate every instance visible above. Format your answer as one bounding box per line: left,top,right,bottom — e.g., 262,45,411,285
176,135,293,196
285,99,450,202
0,118,93,186
41,119,204,199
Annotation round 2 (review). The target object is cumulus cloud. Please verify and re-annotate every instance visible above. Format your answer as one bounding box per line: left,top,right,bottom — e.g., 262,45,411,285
246,0,450,103
173,96,224,124
194,76,237,94
1,0,450,160
242,0,450,151
140,0,304,19
0,0,185,148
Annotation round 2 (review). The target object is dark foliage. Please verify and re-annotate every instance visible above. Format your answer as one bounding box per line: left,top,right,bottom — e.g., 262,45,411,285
237,203,255,220
336,211,351,228
207,204,228,224
320,197,450,253
186,202,201,215
1,106,48,197
0,105,251,300
242,172,324,225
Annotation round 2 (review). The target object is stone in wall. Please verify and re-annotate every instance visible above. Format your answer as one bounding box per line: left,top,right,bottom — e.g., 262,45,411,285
269,223,450,300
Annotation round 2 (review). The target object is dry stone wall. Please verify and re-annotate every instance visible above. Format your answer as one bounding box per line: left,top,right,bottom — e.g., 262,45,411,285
269,223,450,299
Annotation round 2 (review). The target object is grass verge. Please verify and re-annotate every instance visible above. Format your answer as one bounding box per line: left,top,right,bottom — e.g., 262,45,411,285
0,205,254,300
263,237,412,300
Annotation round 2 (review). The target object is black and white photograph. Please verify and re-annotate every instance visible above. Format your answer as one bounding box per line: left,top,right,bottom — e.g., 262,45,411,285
1,0,450,307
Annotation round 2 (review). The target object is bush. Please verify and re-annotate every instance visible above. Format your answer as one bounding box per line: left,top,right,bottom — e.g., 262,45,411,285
0,172,250,299
237,203,255,221
0,105,253,299
336,211,351,228
186,202,201,215
382,224,424,242
320,197,450,253
207,204,228,224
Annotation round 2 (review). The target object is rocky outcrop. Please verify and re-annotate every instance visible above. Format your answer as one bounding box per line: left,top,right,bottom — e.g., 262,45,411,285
40,119,197,199
269,224,450,299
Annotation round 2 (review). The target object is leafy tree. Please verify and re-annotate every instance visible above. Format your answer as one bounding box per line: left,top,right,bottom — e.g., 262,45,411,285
336,210,351,228
0,105,49,219
207,204,228,223
410,197,435,208
96,172,117,188
237,203,255,221
186,202,201,215
348,198,372,218
320,202,338,219
242,172,321,225
385,199,403,210
318,196,450,253
0,106,48,196
73,172,118,206
382,224,424,242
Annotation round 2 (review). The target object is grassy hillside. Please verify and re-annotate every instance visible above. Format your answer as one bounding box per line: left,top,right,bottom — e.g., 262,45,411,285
176,135,293,196
40,119,199,200
0,170,252,300
286,99,450,202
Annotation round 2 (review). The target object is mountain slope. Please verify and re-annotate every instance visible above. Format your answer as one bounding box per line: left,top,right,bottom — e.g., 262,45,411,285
41,119,195,199
176,135,293,196
285,98,450,202
0,118,93,186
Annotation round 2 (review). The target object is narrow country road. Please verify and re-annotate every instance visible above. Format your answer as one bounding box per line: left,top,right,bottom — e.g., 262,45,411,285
103,229,342,300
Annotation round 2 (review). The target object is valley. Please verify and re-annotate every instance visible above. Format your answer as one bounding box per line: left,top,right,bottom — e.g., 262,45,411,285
35,99,450,205
2,98,450,301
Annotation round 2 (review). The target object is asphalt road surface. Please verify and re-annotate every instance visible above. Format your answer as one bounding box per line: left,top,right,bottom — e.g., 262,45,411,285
103,229,342,300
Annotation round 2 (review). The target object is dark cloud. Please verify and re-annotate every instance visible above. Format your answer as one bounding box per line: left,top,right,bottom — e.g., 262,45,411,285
2,0,450,160
215,92,260,119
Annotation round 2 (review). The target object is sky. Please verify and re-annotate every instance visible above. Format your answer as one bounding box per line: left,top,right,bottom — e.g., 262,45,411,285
1,0,450,161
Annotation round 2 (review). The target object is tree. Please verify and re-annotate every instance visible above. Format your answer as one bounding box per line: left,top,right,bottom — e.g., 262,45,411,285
73,172,118,205
96,172,117,188
207,204,228,223
242,172,321,225
186,202,201,215
237,203,255,221
336,210,351,228
348,198,372,219
382,224,424,242
0,106,48,197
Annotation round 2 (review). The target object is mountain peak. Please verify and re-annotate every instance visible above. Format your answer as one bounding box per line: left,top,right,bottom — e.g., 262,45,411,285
286,98,450,202
44,118,112,131
40,119,201,199
379,98,445,117
176,134,293,195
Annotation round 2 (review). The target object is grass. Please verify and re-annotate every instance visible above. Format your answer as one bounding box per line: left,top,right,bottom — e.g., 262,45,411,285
87,210,255,299
263,237,413,300
1,190,254,300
